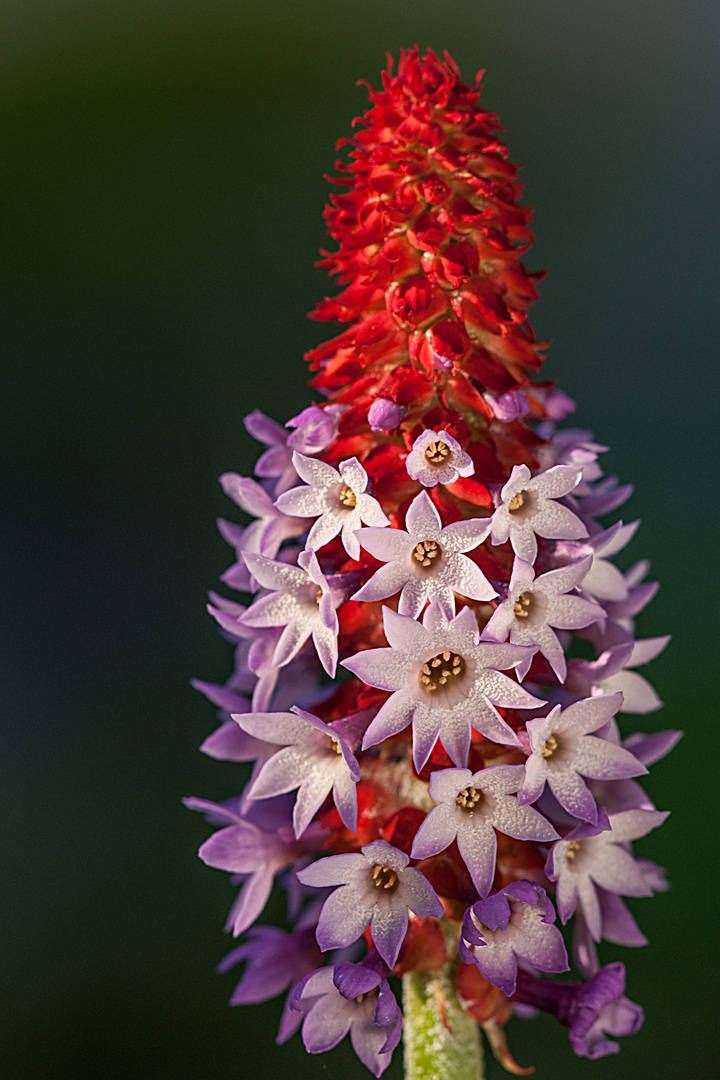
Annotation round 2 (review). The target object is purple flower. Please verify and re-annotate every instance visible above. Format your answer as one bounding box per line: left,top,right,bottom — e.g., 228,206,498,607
239,549,341,676
546,809,669,940
238,707,370,837
343,602,542,771
297,839,443,967
405,429,474,488
459,881,568,995
513,963,644,1059
353,490,496,618
218,924,322,1043
292,960,402,1077
482,555,604,683
484,389,531,423
567,636,669,713
518,693,647,824
244,409,296,496
490,463,587,565
218,473,308,590
186,796,316,936
411,767,558,897
570,519,640,603
368,398,408,432
275,454,389,560
286,404,346,456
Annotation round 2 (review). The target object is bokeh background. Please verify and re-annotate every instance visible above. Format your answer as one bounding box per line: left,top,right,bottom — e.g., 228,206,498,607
2,2,717,1077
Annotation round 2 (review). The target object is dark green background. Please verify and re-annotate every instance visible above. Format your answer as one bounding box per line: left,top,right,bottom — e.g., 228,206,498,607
1,2,716,1077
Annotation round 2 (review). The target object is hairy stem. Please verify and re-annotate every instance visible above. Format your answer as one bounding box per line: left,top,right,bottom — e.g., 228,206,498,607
402,963,483,1080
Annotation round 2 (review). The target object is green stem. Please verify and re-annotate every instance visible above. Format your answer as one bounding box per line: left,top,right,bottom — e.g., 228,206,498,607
402,963,484,1080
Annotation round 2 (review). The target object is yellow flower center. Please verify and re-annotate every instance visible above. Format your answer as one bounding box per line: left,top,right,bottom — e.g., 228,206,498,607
542,734,559,759
566,840,581,862
514,591,533,619
372,864,399,891
419,651,465,693
424,440,450,466
508,490,526,513
413,539,441,568
326,735,343,755
339,485,357,508
456,786,482,811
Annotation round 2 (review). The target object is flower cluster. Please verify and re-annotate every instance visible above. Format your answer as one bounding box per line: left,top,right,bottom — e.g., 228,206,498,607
188,49,675,1077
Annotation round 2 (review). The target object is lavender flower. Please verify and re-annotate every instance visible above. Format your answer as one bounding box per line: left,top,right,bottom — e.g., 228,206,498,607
238,706,369,837
482,555,604,682
243,409,296,496
518,693,647,824
218,472,308,589
286,404,346,455
275,454,389,560
353,490,496,617
513,962,644,1059
292,960,402,1077
368,398,407,432
405,429,474,487
490,463,587,565
297,840,443,967
411,766,558,897
459,881,568,995
343,602,542,771
567,636,669,714
239,549,340,676
546,809,669,939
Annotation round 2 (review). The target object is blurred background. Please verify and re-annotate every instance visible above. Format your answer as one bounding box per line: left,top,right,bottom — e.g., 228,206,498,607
1,1,717,1077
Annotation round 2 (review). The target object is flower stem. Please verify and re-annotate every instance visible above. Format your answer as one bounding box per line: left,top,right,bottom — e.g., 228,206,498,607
402,963,484,1080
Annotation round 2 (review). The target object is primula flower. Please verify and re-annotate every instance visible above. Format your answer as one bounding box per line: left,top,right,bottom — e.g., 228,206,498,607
239,549,341,676
343,602,542,770
459,881,568,995
275,454,389,560
238,706,368,837
490,464,587,565
190,48,672,1077
546,809,669,939
297,840,443,967
482,555,604,682
518,693,648,824
411,766,558,897
292,961,402,1077
405,429,474,488
353,490,496,617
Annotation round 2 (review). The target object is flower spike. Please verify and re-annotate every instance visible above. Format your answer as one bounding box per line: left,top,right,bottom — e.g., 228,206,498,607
190,47,672,1079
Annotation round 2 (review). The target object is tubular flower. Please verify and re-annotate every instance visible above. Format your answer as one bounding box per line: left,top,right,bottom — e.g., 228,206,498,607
188,48,674,1079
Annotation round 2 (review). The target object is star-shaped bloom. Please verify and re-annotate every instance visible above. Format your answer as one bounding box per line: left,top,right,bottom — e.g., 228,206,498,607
292,961,402,1077
405,429,474,488
459,881,568,995
238,707,371,838
186,796,312,937
243,409,296,496
482,555,604,683
218,924,322,1044
546,809,669,940
567,636,669,714
490,463,587,565
410,766,558,897
343,602,542,771
239,549,342,676
517,693,647,824
275,453,389,560
352,491,496,618
568,520,640,604
297,839,443,968
218,473,308,591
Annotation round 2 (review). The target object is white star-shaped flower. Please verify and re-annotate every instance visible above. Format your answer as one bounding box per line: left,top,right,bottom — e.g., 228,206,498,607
342,601,542,771
239,549,341,676
275,453,389,560
411,766,558,897
405,429,474,488
482,555,604,683
352,491,496,618
490,463,587,565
